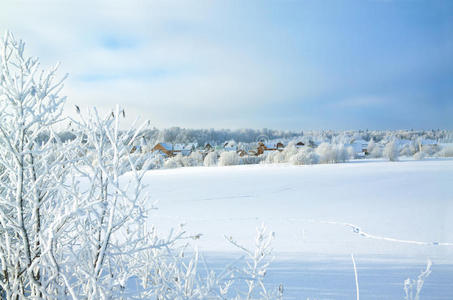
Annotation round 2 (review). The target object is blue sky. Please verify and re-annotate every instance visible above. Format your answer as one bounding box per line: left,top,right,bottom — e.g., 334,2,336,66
1,0,452,130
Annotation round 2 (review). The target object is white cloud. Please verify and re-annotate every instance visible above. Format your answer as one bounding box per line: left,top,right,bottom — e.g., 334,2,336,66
1,0,322,128
3,0,449,129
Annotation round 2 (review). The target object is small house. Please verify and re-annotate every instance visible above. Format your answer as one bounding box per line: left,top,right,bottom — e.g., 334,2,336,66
152,143,174,157
152,143,193,157
204,143,213,152
172,144,192,156
256,142,278,155
295,141,305,148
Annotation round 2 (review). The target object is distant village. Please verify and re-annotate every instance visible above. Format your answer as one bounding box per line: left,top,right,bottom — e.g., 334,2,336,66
132,136,442,159
143,140,308,157
55,128,451,168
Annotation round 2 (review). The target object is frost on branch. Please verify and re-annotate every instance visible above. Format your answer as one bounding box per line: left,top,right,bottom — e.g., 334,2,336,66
58,106,159,298
225,225,283,300
132,225,282,299
404,260,432,300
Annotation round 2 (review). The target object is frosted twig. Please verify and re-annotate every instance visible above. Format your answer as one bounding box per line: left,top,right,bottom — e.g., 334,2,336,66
351,253,359,300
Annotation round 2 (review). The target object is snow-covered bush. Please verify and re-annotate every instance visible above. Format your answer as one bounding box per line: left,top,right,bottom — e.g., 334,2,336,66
281,142,299,159
219,151,240,166
164,153,185,168
316,143,348,163
129,148,166,171
186,150,204,166
261,142,348,165
241,154,263,165
263,150,285,164
263,142,298,164
384,140,399,161
290,148,320,165
204,151,218,166
163,151,204,169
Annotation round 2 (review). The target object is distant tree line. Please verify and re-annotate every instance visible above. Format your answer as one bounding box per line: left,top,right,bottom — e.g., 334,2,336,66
55,128,452,148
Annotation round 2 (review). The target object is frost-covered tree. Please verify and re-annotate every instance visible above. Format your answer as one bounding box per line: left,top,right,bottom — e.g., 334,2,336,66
219,151,240,166
315,143,348,164
263,150,285,164
383,139,399,161
58,106,162,298
289,148,320,165
367,138,375,154
0,31,69,298
164,153,185,169
241,155,262,165
204,151,218,167
186,151,204,166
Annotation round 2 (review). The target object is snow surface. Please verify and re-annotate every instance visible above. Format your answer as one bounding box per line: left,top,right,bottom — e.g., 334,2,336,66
142,158,453,259
133,158,453,299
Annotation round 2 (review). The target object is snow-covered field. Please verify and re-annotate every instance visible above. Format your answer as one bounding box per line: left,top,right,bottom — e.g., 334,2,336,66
140,158,453,299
